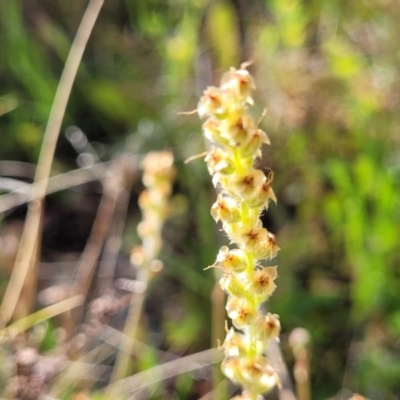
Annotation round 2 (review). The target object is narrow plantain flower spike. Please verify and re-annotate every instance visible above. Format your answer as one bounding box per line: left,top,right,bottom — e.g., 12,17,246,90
136,151,176,267
196,64,281,399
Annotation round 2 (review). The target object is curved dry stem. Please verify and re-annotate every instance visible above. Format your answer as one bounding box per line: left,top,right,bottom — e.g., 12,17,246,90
0,295,84,337
50,324,181,396
0,0,104,327
0,161,37,179
107,264,150,385
71,158,133,298
105,348,223,396
0,162,111,214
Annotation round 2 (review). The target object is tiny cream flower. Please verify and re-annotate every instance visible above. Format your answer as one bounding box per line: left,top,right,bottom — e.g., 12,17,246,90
239,356,281,393
141,151,175,188
226,296,258,329
254,313,281,342
239,128,270,158
220,114,256,147
205,147,234,175
208,246,248,273
221,67,256,103
228,169,266,200
246,266,278,297
245,170,276,209
223,327,246,357
211,193,241,223
247,180,277,209
130,245,145,267
228,219,269,252
198,86,226,117
219,273,247,298
221,357,243,383
203,119,229,148
253,231,280,260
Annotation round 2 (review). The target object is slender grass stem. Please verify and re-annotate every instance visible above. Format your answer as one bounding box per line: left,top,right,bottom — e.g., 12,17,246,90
105,348,223,396
108,268,150,386
0,295,84,337
0,0,104,327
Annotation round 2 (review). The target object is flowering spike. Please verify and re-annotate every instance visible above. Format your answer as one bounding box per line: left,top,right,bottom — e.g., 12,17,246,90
192,64,282,398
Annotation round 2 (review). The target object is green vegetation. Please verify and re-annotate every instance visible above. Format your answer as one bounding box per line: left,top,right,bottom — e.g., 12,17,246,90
0,0,399,399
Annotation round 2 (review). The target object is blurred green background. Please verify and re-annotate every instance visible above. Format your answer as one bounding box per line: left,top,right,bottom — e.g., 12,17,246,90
0,0,400,398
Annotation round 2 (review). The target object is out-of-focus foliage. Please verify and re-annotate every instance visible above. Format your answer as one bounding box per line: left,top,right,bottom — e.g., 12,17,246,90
0,0,400,398
252,0,400,398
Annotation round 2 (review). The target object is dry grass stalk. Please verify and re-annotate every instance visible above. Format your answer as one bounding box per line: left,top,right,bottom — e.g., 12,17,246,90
0,0,104,327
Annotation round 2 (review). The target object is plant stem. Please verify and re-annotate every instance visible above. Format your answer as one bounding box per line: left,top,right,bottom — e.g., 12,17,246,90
1,295,84,336
212,282,228,400
0,0,104,327
108,268,150,388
